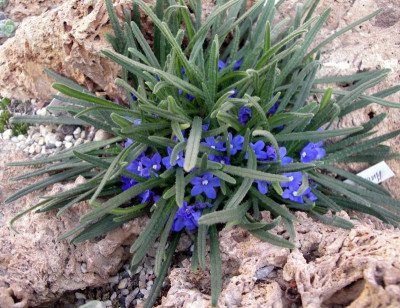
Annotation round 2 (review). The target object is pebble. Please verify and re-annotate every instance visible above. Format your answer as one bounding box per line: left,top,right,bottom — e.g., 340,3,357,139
64,135,74,142
17,134,25,141
74,138,83,146
73,127,82,137
108,276,119,284
118,278,128,289
121,289,130,296
64,141,73,149
28,144,36,154
81,263,87,274
94,129,111,141
55,141,62,148
256,265,275,280
11,136,19,143
110,292,117,301
45,133,57,145
75,292,87,300
36,108,48,116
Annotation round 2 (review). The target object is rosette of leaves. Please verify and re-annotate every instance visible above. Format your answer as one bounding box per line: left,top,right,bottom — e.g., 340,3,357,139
0,19,18,37
7,0,400,306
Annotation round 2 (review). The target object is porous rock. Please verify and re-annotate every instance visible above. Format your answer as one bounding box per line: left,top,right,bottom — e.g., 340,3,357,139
156,211,400,308
0,0,155,103
0,139,149,307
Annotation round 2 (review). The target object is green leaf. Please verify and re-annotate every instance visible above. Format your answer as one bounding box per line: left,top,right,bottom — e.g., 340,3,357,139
210,225,222,307
275,127,362,142
198,202,250,225
309,210,354,229
10,115,86,126
175,168,185,207
184,116,202,172
222,165,289,183
249,229,295,249
52,83,124,110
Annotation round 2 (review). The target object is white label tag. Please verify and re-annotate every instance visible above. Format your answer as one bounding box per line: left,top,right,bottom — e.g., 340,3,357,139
344,161,395,185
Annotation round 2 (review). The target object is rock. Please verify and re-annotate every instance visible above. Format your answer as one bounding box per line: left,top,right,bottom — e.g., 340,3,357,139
64,141,73,149
64,135,74,142
118,278,128,290
75,292,86,300
36,107,48,116
94,129,112,141
0,0,147,102
55,140,62,148
155,211,400,308
2,128,12,139
44,133,57,146
0,139,150,306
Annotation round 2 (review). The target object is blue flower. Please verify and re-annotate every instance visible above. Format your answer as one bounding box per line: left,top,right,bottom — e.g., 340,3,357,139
303,187,317,202
282,185,304,203
238,106,251,125
186,94,195,101
202,121,210,131
131,93,138,101
162,147,184,169
255,180,269,194
171,201,202,232
268,102,279,114
124,118,141,147
141,153,162,177
266,146,293,164
201,137,226,160
229,89,238,98
194,201,213,209
228,133,244,155
246,140,267,160
233,59,243,71
280,171,302,189
211,156,230,165
300,141,326,163
138,190,155,203
126,159,146,177
190,172,220,199
121,176,136,191
218,60,226,71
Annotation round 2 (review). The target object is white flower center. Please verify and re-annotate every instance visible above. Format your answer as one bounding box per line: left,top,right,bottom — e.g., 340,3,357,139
153,164,158,169
220,160,225,164
211,145,216,149
137,166,141,171
202,180,209,185
176,155,180,160
293,191,298,196
230,144,233,149
302,152,307,157
288,176,294,181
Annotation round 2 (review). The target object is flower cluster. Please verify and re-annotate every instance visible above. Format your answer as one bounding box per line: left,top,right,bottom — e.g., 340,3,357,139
120,108,326,229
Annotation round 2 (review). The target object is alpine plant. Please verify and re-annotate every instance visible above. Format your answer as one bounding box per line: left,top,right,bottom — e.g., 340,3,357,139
6,0,400,306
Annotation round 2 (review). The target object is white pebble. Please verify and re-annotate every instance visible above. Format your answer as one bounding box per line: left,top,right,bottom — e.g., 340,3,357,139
110,292,117,301
81,262,87,274
41,146,47,154
45,133,57,145
64,141,73,149
64,135,73,142
11,136,19,143
55,141,62,148
17,134,26,141
94,129,111,141
35,145,41,154
29,144,36,154
75,292,86,300
80,131,86,139
74,138,83,146
3,129,12,138
73,127,82,136
118,278,128,289
104,300,112,307
36,108,48,116
38,137,45,146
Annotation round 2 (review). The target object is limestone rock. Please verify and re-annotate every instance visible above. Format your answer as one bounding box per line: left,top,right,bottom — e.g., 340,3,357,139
0,0,140,103
0,139,148,307
156,211,400,308
4,0,66,22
